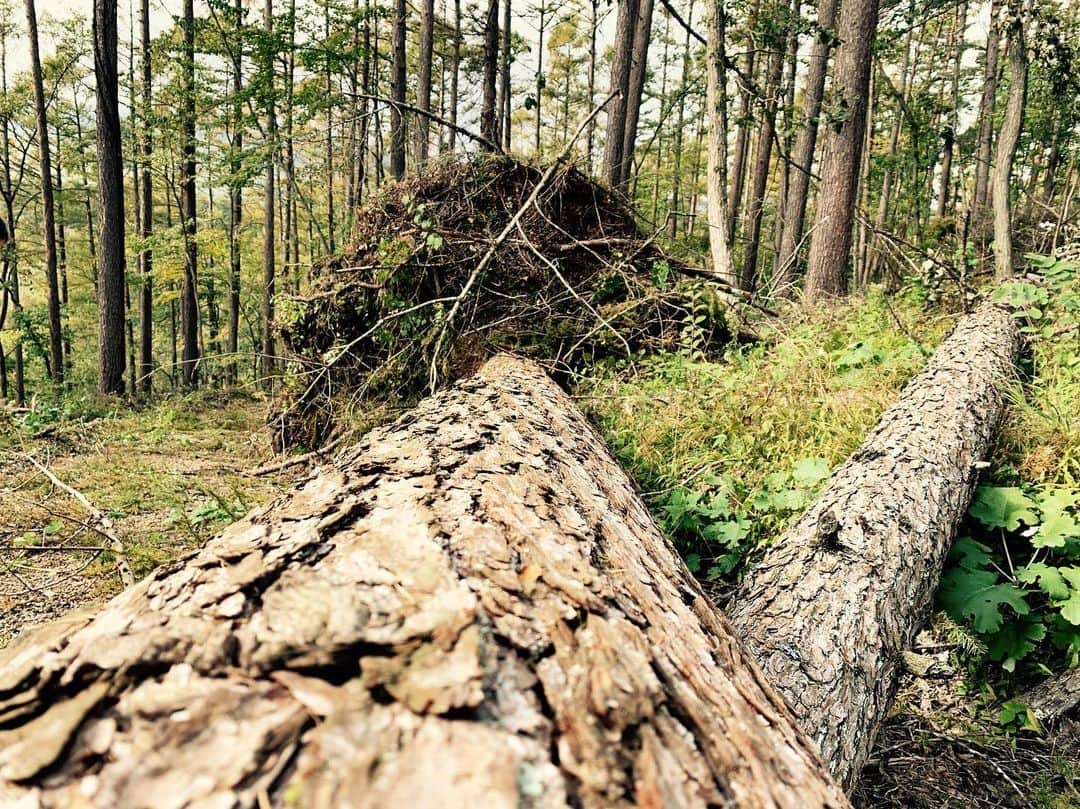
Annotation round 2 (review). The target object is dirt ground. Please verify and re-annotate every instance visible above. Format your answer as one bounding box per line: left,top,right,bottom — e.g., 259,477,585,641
0,391,294,649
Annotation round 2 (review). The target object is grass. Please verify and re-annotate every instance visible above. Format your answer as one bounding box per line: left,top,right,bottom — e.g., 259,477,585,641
578,285,953,576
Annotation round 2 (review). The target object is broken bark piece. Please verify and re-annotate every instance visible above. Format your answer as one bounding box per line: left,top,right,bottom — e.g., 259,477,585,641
729,303,1019,790
1019,666,1080,721
0,356,848,809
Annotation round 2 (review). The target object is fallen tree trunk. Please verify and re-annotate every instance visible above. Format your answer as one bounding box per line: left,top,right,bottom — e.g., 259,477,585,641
729,303,1019,790
1020,666,1080,721
0,356,848,809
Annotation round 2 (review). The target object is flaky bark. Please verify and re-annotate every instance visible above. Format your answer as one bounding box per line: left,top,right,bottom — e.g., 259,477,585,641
1021,667,1080,722
0,357,847,809
730,304,1019,790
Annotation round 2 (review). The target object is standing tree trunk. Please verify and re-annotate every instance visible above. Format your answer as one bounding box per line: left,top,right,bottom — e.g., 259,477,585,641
973,0,1001,223
415,0,435,164
803,0,880,300
0,29,23,404
667,0,694,239
390,0,407,177
991,6,1028,281
480,0,499,146
180,0,199,388
730,304,1019,789
227,0,243,386
706,0,736,284
262,0,277,385
936,1,967,221
740,14,787,291
138,0,153,393
499,0,511,149
447,0,461,152
726,0,762,247
91,0,127,394
0,356,849,809
602,0,637,186
533,0,547,154
617,0,655,188
773,0,837,294
25,0,65,386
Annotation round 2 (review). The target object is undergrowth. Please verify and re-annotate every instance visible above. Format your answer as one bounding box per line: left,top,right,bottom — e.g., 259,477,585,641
580,285,951,584
936,253,1080,696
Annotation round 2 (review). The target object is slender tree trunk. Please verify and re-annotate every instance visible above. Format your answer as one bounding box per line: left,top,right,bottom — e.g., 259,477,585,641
726,0,762,247
772,0,801,265
1,35,24,405
991,9,1028,280
618,0,655,188
324,1,336,252
390,0,407,177
973,0,1001,223
180,0,199,388
499,0,511,149
0,356,850,809
415,0,435,163
585,0,599,166
706,0,736,283
138,0,154,393
603,0,637,186
740,20,787,291
731,304,1019,790
226,0,242,386
668,0,693,239
448,0,461,152
25,0,65,385
936,1,967,220
262,0,277,385
773,0,837,294
480,0,499,144
803,0,880,300
72,91,98,277
533,0,546,154
54,123,73,373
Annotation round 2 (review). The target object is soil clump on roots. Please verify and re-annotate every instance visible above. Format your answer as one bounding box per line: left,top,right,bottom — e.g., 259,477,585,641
274,154,733,448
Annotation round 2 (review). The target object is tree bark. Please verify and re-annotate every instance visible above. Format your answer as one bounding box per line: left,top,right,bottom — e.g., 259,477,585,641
499,0,511,149
602,0,637,186
25,0,65,386
262,0,277,386
706,0,737,284
180,0,199,388
1020,667,1080,722
0,356,849,809
480,0,500,147
991,8,1027,281
227,0,243,387
448,0,461,152
730,304,1019,790
773,0,837,294
726,0,762,248
973,0,1001,221
92,0,127,394
415,0,435,163
803,0,879,300
139,0,154,393
617,0,655,188
390,0,407,177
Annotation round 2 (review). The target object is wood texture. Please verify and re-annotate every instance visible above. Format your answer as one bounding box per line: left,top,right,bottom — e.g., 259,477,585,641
730,303,1019,789
1020,666,1080,721
0,356,848,809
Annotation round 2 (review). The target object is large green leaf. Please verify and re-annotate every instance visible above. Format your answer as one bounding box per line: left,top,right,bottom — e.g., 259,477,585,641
969,486,1039,531
938,566,1030,633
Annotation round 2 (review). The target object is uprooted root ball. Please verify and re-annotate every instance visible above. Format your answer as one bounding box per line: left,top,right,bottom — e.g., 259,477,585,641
274,154,731,448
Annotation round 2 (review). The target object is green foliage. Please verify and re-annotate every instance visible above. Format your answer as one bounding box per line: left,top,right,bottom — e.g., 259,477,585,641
583,289,946,585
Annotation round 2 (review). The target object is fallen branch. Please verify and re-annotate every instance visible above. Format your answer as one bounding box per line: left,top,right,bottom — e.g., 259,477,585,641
243,434,347,477
21,453,134,588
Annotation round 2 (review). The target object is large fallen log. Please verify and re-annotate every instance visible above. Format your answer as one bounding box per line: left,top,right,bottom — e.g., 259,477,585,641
729,303,1019,790
0,356,848,809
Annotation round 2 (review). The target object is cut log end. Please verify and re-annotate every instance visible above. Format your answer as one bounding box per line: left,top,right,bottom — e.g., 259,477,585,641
0,355,848,809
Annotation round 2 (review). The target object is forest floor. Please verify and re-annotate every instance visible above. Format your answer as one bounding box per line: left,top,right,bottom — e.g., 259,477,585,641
1,285,1078,806
0,391,292,648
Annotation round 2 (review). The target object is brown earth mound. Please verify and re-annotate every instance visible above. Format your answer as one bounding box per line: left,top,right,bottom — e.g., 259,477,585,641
275,154,733,448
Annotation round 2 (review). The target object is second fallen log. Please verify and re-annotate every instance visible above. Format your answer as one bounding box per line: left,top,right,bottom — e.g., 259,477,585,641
729,303,1019,790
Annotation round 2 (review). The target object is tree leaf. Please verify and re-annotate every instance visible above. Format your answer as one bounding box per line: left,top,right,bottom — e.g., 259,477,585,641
791,456,830,488
938,566,1030,633
969,486,1039,531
